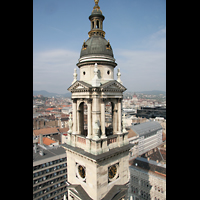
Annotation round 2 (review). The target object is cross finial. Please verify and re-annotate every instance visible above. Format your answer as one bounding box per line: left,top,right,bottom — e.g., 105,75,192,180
94,0,99,5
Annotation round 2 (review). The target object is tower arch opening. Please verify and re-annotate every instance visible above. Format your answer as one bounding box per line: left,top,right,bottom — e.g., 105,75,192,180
105,101,114,136
77,101,88,136
96,20,99,28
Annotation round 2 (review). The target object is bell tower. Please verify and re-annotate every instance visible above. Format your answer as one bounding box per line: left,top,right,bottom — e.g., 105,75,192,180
62,1,133,199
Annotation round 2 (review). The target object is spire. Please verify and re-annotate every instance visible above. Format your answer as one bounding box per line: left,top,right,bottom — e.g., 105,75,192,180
94,0,100,8
72,68,77,84
117,68,122,84
68,113,72,133
88,0,105,38
92,63,101,87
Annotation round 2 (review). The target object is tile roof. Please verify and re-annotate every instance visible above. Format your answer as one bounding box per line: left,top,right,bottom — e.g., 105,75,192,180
58,127,69,133
162,132,166,141
159,149,166,160
33,127,59,136
46,108,54,111
67,185,92,200
102,185,128,200
126,127,138,138
33,146,66,163
129,121,162,137
38,137,57,145
129,157,166,177
141,147,163,162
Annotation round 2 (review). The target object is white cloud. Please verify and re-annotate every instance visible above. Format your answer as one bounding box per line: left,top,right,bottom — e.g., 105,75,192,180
115,49,166,91
33,45,166,93
147,27,166,51
112,27,166,91
33,49,79,93
150,27,166,39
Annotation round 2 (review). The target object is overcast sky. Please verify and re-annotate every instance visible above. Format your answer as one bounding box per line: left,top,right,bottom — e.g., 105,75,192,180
33,0,166,94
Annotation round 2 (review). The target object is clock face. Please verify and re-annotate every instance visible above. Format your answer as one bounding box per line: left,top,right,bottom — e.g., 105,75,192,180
78,165,85,179
108,165,117,179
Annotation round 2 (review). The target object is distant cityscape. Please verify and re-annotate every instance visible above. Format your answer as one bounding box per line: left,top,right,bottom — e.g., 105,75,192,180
33,90,166,120
33,0,165,199
33,91,166,200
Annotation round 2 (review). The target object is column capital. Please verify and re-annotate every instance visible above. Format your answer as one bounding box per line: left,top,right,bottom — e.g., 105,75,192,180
72,98,77,103
117,98,122,103
101,98,107,103
87,98,92,104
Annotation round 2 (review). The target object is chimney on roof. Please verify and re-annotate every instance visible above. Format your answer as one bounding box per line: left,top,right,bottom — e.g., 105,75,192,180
39,150,44,156
34,143,37,153
39,134,43,145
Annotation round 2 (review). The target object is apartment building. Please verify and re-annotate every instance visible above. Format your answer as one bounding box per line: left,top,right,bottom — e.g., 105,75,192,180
128,121,163,158
128,157,166,200
33,145,68,200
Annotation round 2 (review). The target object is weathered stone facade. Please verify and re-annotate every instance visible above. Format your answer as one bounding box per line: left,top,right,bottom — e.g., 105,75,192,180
61,1,133,199
128,162,166,200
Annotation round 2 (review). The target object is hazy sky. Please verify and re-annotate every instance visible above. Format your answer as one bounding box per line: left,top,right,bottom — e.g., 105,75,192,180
33,0,166,94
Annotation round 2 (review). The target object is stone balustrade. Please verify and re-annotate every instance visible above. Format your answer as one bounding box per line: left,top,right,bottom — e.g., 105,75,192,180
66,132,129,155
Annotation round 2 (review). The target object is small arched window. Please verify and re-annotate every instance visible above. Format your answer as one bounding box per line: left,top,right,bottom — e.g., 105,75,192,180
92,21,94,29
96,20,99,28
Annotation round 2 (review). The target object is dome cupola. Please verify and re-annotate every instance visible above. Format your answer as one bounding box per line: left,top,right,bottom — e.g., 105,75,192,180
88,0,105,38
77,0,116,68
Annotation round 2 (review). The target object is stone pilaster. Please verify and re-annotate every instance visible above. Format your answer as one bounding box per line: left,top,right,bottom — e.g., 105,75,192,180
87,98,92,139
101,98,106,138
72,99,77,134
118,98,122,133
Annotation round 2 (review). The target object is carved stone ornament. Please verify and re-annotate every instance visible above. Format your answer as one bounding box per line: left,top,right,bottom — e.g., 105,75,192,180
68,113,73,133
93,121,100,140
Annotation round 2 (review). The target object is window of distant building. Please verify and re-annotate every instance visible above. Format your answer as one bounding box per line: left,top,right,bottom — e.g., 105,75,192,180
136,188,138,194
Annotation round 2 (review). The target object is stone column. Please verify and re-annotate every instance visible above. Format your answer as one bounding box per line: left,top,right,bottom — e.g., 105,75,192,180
91,21,93,29
77,109,80,134
113,101,118,134
118,98,122,133
77,102,84,135
92,92,101,139
72,99,77,134
101,98,106,138
87,99,92,139
94,20,97,29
